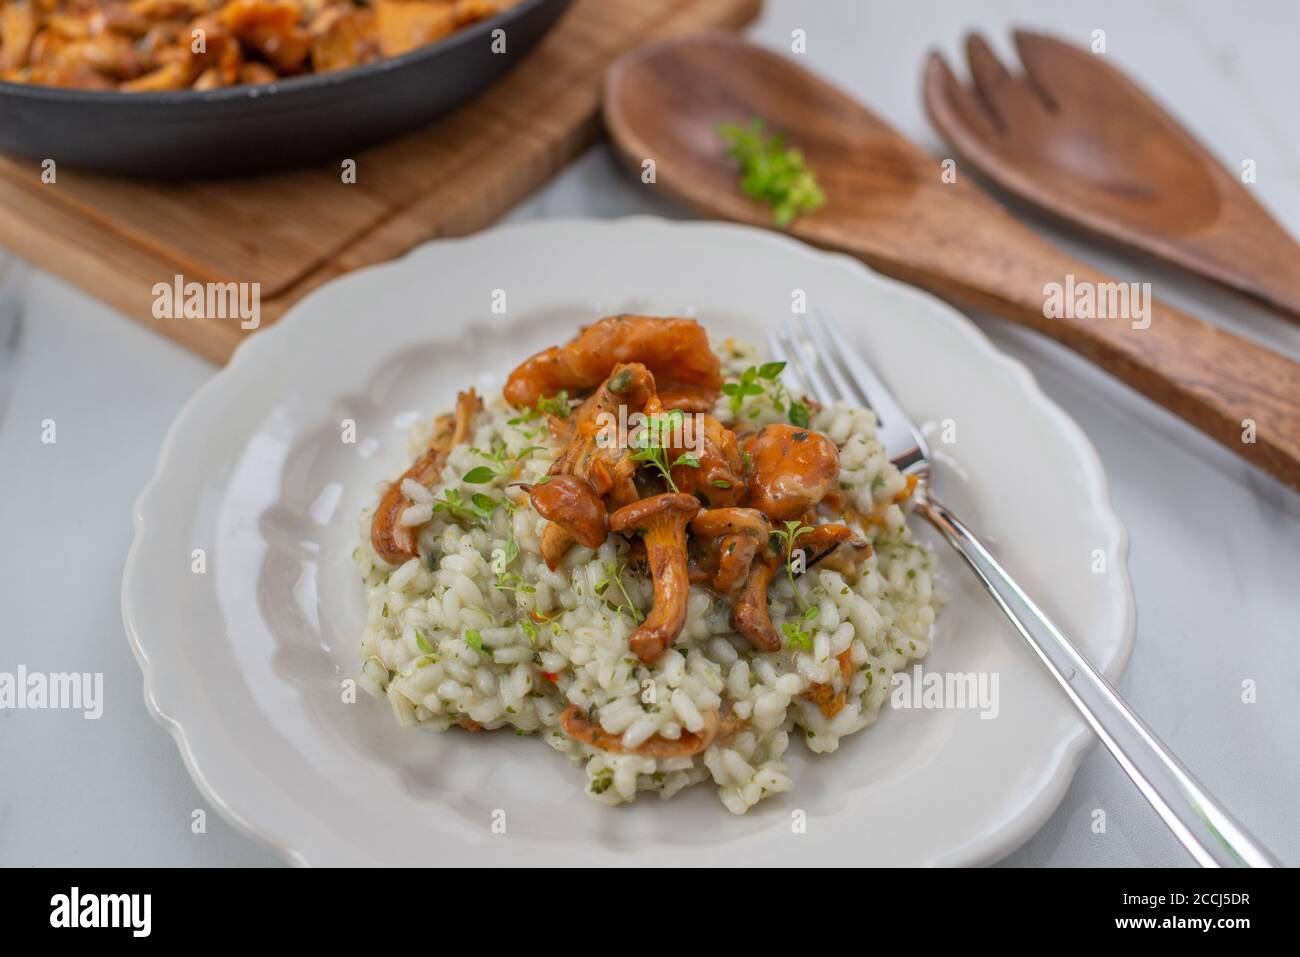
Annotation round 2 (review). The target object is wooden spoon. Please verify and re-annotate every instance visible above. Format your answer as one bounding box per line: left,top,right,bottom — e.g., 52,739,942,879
924,31,1300,321
602,34,1300,491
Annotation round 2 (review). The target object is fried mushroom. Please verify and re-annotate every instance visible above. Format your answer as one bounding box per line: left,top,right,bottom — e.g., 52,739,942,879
369,387,480,565
503,315,723,411
798,522,871,574
524,475,608,562
688,507,771,593
743,423,840,522
668,414,745,509
560,704,734,758
731,547,784,652
608,492,700,663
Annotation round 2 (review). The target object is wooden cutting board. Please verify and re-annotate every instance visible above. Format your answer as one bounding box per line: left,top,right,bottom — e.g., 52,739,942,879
0,0,760,364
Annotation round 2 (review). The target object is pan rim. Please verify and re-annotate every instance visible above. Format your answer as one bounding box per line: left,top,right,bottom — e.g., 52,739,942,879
0,0,565,107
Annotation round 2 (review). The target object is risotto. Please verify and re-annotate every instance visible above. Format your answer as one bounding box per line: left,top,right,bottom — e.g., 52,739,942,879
355,317,939,813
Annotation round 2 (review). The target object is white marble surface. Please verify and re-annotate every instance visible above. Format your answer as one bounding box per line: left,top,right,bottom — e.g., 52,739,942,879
1,0,1297,867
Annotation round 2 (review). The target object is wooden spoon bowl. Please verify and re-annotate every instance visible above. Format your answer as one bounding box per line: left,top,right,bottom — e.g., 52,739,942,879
603,34,1300,491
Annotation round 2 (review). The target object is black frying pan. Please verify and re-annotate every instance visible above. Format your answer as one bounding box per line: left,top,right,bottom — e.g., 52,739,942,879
0,0,572,179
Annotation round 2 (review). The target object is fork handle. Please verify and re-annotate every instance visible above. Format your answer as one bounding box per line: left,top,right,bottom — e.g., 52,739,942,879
914,489,1279,867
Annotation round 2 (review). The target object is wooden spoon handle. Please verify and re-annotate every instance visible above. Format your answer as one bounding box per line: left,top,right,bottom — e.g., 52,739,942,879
1056,298,1298,487
916,257,1300,490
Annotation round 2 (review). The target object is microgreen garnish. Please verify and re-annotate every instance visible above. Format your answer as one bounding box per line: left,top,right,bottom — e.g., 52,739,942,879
782,606,819,651
519,617,539,644
492,502,535,594
464,629,488,656
629,409,700,493
505,406,547,440
415,631,434,654
593,561,645,624
432,488,499,527
722,361,809,427
463,440,543,485
536,391,572,419
719,118,826,228
722,361,782,417
773,519,814,611
788,401,810,428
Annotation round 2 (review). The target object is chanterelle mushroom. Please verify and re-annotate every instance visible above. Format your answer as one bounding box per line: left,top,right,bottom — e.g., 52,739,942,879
608,492,700,663
688,507,772,593
560,704,734,758
531,363,659,570
731,546,784,652
798,522,871,574
743,423,840,522
550,362,657,505
806,648,856,718
503,315,723,411
525,475,608,557
668,415,746,509
370,388,480,565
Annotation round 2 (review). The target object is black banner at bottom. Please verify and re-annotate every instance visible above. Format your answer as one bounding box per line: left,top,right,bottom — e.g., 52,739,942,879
0,866,1282,940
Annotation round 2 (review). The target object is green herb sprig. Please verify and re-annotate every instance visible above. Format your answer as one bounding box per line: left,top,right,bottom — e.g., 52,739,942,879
782,607,820,651
719,118,826,228
723,361,809,426
464,629,488,657
594,562,645,625
629,409,700,493
492,502,535,595
463,440,543,485
506,392,572,440
773,519,814,611
433,488,500,527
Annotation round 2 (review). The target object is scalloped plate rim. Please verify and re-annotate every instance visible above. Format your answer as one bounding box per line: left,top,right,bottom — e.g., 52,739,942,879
122,215,1135,867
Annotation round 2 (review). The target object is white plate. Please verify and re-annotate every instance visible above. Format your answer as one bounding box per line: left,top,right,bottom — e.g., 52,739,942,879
122,217,1134,866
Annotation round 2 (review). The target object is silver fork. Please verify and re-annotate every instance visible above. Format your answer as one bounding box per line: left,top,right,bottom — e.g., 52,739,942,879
769,311,1279,868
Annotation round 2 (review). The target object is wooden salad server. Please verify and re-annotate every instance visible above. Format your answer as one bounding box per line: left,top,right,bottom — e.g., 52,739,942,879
923,31,1300,322
602,34,1300,491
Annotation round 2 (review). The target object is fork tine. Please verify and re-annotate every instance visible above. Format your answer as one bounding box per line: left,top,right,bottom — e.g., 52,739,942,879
778,326,836,406
765,329,803,395
796,312,864,408
811,310,930,467
769,328,821,403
